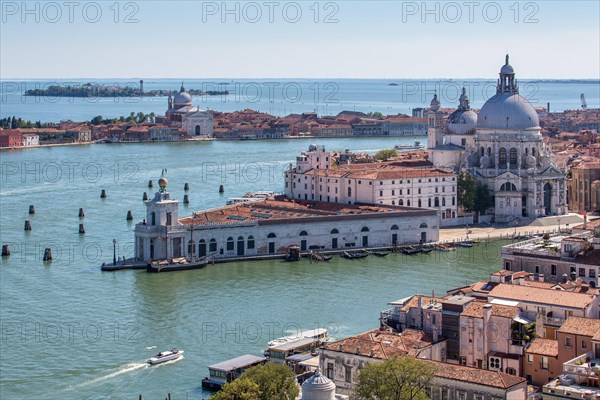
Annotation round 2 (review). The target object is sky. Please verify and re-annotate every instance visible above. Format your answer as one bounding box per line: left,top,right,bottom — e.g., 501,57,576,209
1,0,599,79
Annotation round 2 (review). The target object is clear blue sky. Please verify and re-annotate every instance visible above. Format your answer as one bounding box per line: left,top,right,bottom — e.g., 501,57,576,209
1,1,599,78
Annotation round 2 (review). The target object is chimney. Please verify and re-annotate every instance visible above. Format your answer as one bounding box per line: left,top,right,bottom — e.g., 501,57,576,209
483,304,492,324
539,274,544,283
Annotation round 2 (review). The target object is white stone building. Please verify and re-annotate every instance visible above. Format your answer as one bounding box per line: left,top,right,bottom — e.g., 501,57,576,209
284,145,461,226
427,55,568,223
166,83,213,137
133,179,439,262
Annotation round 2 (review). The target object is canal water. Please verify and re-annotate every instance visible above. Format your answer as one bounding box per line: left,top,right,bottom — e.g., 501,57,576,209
1,138,507,399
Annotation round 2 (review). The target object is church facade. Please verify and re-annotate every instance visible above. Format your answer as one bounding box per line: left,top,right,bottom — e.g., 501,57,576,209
166,83,214,137
428,56,567,223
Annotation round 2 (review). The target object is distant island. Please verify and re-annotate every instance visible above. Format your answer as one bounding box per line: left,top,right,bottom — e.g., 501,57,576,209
25,84,228,98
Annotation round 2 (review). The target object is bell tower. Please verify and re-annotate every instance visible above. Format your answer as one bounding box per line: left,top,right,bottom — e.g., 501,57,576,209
427,94,444,150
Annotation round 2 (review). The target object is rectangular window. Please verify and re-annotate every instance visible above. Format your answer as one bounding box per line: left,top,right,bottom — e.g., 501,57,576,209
551,264,557,276
590,269,596,278
380,191,383,197
326,363,334,379
579,268,586,277
345,366,352,383
565,337,572,347
582,340,587,349
441,388,449,400
541,356,549,370
457,391,466,400
166,212,172,226
527,354,533,363
475,395,484,400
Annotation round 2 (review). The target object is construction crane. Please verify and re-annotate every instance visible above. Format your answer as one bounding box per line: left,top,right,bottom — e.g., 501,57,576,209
581,93,588,109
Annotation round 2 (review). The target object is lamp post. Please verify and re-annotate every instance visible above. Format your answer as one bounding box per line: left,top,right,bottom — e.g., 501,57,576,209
113,239,117,265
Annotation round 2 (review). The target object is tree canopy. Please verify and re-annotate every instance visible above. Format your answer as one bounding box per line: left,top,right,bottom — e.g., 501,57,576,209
457,171,494,214
212,378,261,400
213,362,299,400
353,356,437,400
374,149,398,161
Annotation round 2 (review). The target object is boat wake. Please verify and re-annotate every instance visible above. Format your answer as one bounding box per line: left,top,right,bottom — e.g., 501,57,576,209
65,361,148,390
145,346,157,350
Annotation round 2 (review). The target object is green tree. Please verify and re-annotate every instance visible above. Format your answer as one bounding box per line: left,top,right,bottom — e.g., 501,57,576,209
374,149,398,161
474,183,494,214
212,378,261,400
241,362,299,400
91,115,104,125
354,356,437,400
368,111,384,119
457,171,477,212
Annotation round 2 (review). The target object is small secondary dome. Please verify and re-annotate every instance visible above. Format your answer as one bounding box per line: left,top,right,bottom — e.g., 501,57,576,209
446,87,477,135
301,368,336,400
308,144,318,151
500,54,515,75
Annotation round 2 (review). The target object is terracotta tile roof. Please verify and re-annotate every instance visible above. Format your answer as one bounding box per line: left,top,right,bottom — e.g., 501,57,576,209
525,339,558,357
557,317,600,337
461,301,520,319
322,329,434,359
428,361,526,389
488,283,596,309
400,296,444,312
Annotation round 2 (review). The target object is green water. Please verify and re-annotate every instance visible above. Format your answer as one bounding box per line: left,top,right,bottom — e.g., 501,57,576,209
0,138,505,399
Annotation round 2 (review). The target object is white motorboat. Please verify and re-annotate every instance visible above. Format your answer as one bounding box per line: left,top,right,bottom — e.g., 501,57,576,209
394,140,425,150
148,348,183,365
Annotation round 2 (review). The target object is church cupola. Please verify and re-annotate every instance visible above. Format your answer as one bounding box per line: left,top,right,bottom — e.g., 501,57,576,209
458,87,470,110
497,54,519,94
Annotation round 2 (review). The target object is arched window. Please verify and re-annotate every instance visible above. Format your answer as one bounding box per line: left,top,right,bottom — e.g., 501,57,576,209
418,199,422,207
330,229,339,234
188,240,195,255
361,227,370,232
481,147,485,156
407,200,411,206
209,238,217,252
198,239,206,257
299,231,308,236
434,197,440,207
347,187,352,197
267,233,276,238
442,197,446,206
420,223,428,228
500,182,517,192
195,125,201,135
428,198,432,207
391,200,395,205
499,148,507,165
226,237,234,251
391,225,399,230
247,235,255,249
509,148,517,165
399,199,404,206
487,147,491,156
452,197,455,206
532,147,536,157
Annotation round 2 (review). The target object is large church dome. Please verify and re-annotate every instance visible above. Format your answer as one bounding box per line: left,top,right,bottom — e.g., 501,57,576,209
173,83,193,107
476,55,539,131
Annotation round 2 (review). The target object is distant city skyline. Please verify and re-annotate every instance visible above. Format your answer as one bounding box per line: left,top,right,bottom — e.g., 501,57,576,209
1,1,599,79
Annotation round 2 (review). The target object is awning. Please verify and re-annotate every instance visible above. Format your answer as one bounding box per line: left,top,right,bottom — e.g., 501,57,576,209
513,315,533,325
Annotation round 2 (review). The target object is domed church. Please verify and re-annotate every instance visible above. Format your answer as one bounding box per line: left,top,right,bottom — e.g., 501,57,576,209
166,83,214,137
428,55,567,223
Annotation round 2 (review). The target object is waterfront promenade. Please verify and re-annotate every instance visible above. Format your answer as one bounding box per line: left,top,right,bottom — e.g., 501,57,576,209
439,213,590,243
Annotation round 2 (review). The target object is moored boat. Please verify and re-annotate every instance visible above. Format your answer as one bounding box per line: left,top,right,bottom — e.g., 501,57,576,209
457,241,474,248
341,250,369,259
400,246,419,255
148,348,183,365
146,257,208,273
